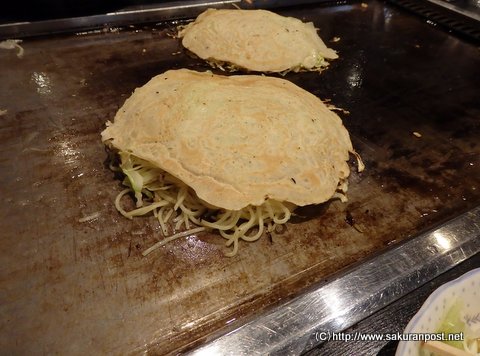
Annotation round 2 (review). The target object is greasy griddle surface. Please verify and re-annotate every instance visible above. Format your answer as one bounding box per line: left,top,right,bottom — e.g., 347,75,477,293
0,2,479,354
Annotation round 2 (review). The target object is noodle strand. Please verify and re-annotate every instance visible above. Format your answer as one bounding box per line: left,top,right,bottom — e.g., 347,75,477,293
113,153,295,256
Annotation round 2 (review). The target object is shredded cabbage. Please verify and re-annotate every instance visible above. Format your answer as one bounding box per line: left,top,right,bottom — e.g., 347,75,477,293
437,300,465,350
425,299,480,355
112,151,294,256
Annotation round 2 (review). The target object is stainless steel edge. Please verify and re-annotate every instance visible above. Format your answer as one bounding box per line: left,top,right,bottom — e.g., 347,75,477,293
188,206,480,355
0,0,240,40
0,0,333,40
424,0,480,22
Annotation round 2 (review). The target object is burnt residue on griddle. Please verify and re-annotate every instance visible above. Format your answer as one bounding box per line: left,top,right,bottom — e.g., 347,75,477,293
345,210,365,233
426,151,479,176
290,201,332,223
388,146,417,160
266,230,273,244
345,210,355,226
380,167,433,194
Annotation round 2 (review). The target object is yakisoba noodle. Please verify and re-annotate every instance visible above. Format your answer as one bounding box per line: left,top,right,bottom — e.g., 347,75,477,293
101,69,363,257
113,152,293,256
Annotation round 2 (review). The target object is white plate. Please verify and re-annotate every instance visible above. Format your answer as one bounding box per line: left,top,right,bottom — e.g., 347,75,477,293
396,267,480,356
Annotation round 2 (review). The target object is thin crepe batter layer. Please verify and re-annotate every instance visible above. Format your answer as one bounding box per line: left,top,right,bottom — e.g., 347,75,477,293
178,9,338,73
102,69,362,256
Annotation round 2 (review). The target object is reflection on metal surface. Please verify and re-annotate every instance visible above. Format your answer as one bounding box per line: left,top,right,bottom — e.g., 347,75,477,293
59,140,78,165
189,207,480,355
383,6,394,26
433,231,452,251
347,63,363,88
31,72,51,95
322,286,345,325
106,0,239,16
193,344,223,356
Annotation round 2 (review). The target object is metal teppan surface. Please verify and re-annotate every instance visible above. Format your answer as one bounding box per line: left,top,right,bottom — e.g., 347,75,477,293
0,1,479,355
189,207,480,355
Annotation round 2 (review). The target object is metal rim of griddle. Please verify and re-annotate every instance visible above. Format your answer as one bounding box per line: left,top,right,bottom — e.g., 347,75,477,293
0,0,333,40
3,0,478,42
0,0,238,40
187,206,480,355
388,0,480,42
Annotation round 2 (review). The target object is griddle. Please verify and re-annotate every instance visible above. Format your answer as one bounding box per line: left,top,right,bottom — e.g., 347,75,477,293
0,1,479,355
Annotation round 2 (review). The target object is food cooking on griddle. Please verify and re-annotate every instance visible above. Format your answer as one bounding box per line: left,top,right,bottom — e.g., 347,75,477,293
178,9,338,73
101,69,362,256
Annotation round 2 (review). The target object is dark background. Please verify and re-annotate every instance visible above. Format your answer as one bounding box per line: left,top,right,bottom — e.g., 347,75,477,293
1,0,162,22
3,0,478,23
